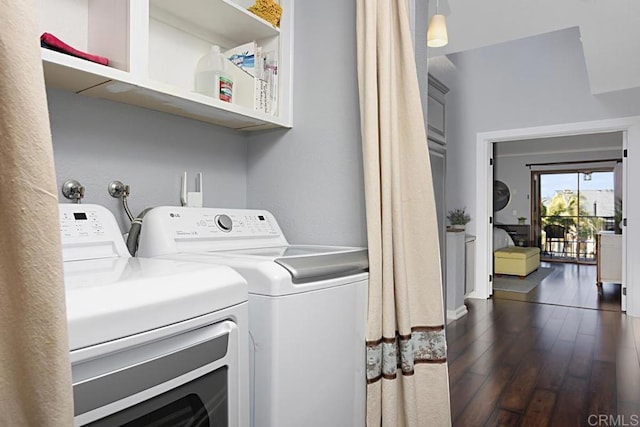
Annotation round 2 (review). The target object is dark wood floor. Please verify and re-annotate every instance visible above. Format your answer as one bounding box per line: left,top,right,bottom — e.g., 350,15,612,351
447,298,640,426
494,262,621,312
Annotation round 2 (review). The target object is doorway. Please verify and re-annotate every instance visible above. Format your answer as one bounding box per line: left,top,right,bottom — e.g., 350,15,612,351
532,167,618,264
473,118,636,313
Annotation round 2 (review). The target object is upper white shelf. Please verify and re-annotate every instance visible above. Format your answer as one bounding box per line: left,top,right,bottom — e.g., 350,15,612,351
42,48,289,130
82,77,290,130
38,0,292,131
150,0,279,45
41,49,130,92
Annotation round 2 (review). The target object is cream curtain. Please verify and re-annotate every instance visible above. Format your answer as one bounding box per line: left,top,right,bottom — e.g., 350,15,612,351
0,1,74,425
356,1,451,425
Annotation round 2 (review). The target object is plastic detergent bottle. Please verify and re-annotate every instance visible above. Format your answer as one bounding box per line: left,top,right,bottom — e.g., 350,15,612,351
195,45,233,102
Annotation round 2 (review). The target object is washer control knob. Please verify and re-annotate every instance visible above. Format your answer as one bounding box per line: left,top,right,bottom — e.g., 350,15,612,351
215,214,233,232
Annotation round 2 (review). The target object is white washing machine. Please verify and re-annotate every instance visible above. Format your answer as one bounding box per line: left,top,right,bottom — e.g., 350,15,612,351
136,206,369,427
60,204,249,426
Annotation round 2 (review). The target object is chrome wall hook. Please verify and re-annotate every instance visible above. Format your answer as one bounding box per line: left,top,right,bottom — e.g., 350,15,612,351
62,179,85,204
108,180,134,222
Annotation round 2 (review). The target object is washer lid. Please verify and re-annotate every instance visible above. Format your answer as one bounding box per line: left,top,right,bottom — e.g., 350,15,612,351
64,257,247,350
273,248,369,284
214,245,369,284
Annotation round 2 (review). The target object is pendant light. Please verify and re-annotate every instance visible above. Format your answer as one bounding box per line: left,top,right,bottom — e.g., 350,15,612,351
427,0,448,47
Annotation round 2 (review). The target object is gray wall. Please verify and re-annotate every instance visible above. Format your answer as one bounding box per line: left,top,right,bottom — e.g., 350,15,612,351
246,0,367,246
440,27,640,232
48,88,248,231
50,0,416,248
48,0,367,246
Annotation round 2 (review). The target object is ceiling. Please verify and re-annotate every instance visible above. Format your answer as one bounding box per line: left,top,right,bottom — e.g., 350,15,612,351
428,0,640,94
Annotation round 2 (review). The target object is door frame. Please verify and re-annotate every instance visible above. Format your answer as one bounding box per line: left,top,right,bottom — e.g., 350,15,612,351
471,117,640,315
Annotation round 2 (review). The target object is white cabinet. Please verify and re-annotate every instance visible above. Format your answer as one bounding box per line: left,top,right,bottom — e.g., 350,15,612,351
444,232,474,322
37,0,292,131
465,235,475,295
596,233,622,286
446,230,468,321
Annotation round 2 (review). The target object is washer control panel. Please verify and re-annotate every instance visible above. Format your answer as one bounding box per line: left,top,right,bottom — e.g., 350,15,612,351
139,207,288,255
176,211,279,238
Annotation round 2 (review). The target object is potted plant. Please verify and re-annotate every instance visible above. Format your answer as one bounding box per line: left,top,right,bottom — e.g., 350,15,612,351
518,216,526,225
447,207,471,231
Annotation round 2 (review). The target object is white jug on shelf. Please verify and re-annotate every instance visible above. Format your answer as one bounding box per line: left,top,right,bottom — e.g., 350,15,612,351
194,45,233,103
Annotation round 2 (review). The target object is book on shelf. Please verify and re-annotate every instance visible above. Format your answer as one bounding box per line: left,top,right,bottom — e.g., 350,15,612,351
264,50,278,116
254,48,278,116
225,42,278,116
225,42,257,78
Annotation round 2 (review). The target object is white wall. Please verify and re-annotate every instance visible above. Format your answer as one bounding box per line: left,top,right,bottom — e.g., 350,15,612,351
443,27,640,232
48,88,248,231
246,0,367,246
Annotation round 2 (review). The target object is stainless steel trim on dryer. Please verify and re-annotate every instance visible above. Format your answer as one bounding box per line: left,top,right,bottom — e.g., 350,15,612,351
73,332,229,415
73,320,239,426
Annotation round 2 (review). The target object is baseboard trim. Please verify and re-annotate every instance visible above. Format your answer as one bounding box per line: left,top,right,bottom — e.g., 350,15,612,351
446,305,468,322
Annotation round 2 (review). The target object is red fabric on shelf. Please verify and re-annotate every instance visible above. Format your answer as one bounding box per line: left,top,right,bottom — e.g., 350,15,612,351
40,32,109,66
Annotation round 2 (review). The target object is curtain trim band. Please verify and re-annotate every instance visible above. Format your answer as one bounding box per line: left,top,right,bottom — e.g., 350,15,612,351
366,359,448,384
366,327,447,384
366,325,445,346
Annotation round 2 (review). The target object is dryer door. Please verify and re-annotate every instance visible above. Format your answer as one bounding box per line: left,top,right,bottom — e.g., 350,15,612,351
73,320,238,426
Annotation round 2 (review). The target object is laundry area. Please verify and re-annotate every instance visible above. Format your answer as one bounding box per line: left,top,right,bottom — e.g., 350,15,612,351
60,202,368,425
61,204,250,425
0,0,461,425
7,0,373,426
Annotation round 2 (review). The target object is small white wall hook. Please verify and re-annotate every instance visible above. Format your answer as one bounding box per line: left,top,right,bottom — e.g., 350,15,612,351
181,172,203,208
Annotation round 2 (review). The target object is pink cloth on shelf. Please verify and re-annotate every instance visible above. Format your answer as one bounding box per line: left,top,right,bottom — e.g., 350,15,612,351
40,32,109,66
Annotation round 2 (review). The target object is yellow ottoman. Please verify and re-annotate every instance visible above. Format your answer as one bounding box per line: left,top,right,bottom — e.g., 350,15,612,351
494,247,541,278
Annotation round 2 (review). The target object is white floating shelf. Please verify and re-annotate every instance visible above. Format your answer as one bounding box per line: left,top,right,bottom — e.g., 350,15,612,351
81,79,289,130
41,49,132,92
39,0,291,131
150,0,279,45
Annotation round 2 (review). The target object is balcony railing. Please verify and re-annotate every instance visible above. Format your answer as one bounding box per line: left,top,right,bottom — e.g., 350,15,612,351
540,215,615,262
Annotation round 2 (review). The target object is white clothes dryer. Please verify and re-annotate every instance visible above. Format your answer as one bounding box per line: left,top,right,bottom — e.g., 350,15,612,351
136,206,369,427
59,204,249,426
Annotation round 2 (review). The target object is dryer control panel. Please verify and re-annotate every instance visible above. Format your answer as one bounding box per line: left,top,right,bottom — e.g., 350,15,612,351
59,204,130,261
138,207,289,257
60,208,105,240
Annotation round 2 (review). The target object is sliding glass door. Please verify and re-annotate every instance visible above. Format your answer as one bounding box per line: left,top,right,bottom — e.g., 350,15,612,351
535,169,615,263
